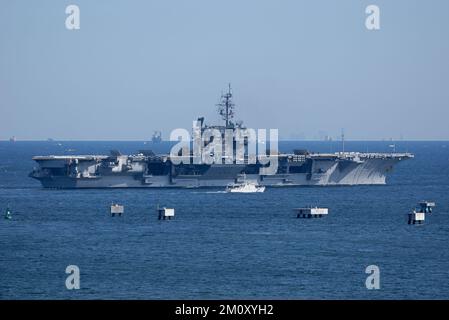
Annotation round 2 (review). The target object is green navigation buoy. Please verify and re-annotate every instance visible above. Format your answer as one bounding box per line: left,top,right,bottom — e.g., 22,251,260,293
4,207,12,220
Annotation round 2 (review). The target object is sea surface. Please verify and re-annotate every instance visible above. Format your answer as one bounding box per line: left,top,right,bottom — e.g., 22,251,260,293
0,140,448,299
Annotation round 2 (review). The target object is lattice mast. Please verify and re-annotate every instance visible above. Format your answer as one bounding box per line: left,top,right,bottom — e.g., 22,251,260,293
217,83,235,128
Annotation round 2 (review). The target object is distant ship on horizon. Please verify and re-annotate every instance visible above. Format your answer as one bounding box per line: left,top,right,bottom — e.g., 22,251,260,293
151,130,162,143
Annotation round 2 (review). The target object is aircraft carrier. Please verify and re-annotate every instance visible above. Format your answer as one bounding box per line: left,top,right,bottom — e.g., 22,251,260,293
30,86,413,189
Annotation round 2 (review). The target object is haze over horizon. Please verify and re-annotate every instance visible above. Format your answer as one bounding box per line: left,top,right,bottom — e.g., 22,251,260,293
1,0,448,140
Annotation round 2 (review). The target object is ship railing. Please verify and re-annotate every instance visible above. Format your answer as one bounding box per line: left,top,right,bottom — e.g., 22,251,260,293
337,152,413,159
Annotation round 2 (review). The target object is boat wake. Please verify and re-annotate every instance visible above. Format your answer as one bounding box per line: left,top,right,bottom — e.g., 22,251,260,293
193,191,228,194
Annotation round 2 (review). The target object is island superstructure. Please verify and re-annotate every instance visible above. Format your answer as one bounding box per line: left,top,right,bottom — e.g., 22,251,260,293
30,86,413,189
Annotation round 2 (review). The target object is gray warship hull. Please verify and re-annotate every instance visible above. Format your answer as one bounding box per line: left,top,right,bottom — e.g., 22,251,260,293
30,152,412,189
29,86,413,188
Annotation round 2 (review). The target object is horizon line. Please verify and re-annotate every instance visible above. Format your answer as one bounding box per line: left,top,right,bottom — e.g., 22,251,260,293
1,139,449,142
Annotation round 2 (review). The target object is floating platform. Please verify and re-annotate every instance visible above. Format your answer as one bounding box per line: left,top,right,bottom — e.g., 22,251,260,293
408,211,425,224
418,201,435,213
294,207,329,218
110,204,124,217
4,208,12,220
158,207,175,220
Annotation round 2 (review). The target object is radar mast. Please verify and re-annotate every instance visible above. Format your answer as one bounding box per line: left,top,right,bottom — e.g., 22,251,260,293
217,83,235,128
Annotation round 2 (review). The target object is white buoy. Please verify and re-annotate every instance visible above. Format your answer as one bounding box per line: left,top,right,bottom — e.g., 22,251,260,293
294,207,329,218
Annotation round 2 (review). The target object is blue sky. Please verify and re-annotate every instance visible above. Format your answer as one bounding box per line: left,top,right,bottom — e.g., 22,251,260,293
1,0,448,140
